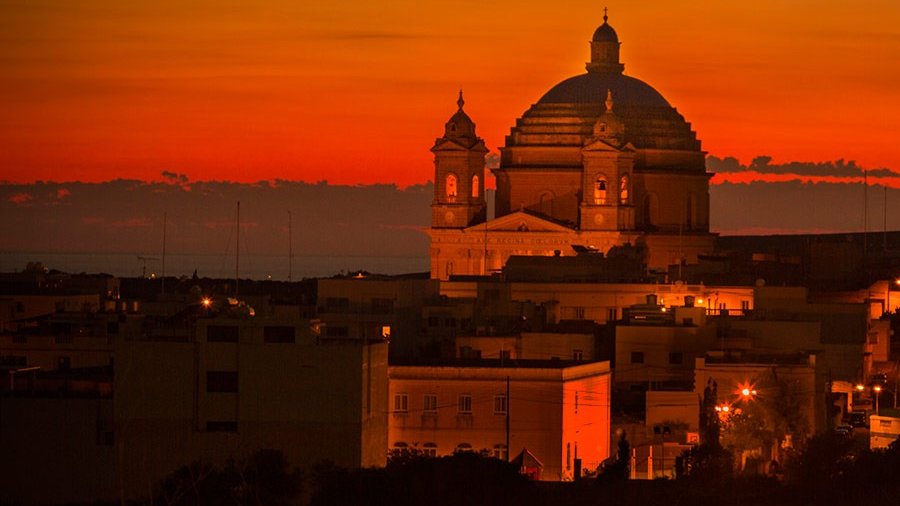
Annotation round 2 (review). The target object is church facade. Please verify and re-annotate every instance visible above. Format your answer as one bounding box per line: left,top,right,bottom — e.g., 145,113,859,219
427,13,715,280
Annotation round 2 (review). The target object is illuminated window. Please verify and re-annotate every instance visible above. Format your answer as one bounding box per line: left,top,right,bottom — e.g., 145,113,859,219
424,394,438,413
458,394,473,414
619,175,629,204
393,393,409,413
573,349,584,361
493,444,508,461
593,175,607,204
423,443,438,457
472,175,480,197
494,394,507,415
446,174,458,202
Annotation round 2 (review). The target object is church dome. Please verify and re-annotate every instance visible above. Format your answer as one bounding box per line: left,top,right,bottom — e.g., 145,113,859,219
592,22,618,42
538,72,670,107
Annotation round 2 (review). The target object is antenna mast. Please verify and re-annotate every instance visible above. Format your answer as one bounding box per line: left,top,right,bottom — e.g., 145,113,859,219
161,212,167,296
288,210,293,282
236,201,240,296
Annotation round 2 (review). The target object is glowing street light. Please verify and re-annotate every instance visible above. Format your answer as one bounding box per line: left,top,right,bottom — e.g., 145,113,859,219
855,384,865,392
201,297,212,309
874,384,883,414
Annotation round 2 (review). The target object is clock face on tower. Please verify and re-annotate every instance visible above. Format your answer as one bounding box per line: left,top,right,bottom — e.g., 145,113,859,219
444,211,455,224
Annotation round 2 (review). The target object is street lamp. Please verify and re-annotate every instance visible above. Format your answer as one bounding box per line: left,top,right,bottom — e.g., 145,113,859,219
874,385,883,414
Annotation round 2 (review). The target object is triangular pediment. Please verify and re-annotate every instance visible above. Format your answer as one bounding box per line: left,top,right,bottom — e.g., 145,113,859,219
582,138,635,152
464,211,574,233
431,138,488,152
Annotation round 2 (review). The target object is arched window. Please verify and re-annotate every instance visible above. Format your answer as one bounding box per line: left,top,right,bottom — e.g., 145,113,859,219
471,175,480,198
686,193,698,230
643,193,659,230
619,175,629,204
539,192,553,216
593,175,607,205
455,443,473,454
445,174,457,202
390,442,409,459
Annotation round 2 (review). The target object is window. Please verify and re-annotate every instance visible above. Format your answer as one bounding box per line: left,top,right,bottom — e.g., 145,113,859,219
458,394,473,414
12,335,27,344
390,442,409,459
493,444,508,461
573,349,584,361
263,326,295,343
325,297,349,312
206,371,238,392
423,394,438,413
593,175,607,204
455,443,473,453
574,307,585,320
207,325,238,343
446,174,458,202
107,322,119,335
445,317,457,327
324,325,348,337
619,175,629,204
206,421,237,432
393,393,409,413
669,352,683,365
494,394,507,415
500,349,511,362
539,192,553,216
631,351,645,364
57,356,71,370
371,298,394,314
741,300,750,311
422,443,438,457
607,308,618,321
472,175,480,198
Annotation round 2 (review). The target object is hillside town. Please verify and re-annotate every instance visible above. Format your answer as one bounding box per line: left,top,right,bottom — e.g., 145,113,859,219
2,11,900,506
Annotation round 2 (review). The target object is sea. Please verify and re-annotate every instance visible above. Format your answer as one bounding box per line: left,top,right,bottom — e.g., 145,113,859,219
0,251,429,281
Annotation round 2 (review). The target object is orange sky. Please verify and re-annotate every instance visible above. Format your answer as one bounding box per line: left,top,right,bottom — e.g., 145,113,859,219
1,0,899,186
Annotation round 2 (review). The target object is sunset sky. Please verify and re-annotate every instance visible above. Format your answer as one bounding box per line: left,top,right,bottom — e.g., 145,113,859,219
2,0,899,187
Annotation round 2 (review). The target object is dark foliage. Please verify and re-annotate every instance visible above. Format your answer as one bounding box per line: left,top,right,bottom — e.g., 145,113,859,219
310,452,537,506
152,449,302,506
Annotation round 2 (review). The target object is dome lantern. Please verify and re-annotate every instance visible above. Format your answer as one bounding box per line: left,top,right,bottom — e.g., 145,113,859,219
587,8,624,74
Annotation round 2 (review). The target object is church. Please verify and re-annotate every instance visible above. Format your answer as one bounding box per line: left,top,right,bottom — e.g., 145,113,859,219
427,12,716,280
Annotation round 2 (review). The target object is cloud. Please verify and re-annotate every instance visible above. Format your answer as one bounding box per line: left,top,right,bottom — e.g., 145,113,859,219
707,155,900,179
161,171,189,184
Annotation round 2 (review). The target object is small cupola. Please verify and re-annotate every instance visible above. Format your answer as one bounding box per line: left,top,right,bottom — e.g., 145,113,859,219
443,90,477,141
587,8,624,74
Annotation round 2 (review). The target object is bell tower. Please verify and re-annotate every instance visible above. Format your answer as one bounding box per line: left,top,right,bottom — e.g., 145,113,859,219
580,90,635,230
431,91,488,229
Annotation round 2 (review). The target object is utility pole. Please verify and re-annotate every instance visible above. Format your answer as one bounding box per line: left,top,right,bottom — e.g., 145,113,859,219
506,376,510,462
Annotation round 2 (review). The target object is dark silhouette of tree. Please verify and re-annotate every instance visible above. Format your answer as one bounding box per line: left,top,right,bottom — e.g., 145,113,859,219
310,452,537,506
597,431,630,482
152,449,302,506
